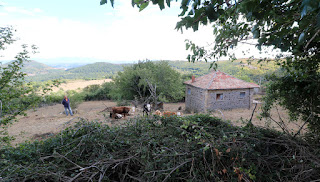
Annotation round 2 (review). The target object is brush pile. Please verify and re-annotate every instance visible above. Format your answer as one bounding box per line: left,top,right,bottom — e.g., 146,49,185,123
1,115,319,181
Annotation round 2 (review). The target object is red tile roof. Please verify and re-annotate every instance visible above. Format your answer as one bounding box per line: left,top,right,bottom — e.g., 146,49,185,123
184,70,260,90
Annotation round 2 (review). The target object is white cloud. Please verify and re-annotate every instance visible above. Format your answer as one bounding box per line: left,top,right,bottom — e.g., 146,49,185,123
0,0,275,63
1,2,214,62
2,6,43,16
0,12,8,16
4,6,34,15
33,8,43,13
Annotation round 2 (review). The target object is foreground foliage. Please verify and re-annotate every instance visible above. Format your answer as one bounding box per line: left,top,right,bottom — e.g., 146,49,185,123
1,115,319,181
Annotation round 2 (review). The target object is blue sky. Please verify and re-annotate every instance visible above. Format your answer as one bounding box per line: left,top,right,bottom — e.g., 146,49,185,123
0,0,276,63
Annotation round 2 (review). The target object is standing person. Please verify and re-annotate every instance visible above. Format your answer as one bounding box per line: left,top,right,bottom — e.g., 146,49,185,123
62,96,73,116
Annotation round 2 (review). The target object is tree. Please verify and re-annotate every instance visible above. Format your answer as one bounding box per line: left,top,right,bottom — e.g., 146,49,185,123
0,27,57,145
111,61,184,103
101,0,320,134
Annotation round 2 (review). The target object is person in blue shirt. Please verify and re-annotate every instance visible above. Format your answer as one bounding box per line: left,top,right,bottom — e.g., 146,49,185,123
62,96,73,116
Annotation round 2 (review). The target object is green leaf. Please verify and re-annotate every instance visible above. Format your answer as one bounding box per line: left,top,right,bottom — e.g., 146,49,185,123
217,0,223,4
110,0,114,7
192,22,199,31
317,12,320,28
139,2,149,12
206,6,220,21
300,5,311,19
166,0,171,7
300,0,315,19
179,6,188,16
100,0,107,5
158,0,165,10
251,24,260,38
298,32,305,43
181,0,191,6
253,29,260,39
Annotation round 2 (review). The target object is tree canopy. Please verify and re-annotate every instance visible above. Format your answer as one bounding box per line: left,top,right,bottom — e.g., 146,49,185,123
111,61,184,102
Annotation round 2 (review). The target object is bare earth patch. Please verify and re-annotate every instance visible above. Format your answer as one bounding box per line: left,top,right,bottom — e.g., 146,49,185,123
8,101,116,145
8,101,304,145
51,79,112,92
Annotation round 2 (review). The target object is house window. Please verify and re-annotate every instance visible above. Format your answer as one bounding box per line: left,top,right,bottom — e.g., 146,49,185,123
240,92,246,99
216,93,223,101
187,88,191,95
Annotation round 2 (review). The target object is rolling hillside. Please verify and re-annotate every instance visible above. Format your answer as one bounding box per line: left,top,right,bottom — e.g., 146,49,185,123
25,61,126,82
67,62,124,74
4,60,64,76
19,59,279,83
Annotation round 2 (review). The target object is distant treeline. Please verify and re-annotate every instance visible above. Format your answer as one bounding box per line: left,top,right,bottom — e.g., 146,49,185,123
25,62,125,82
167,59,279,84
25,60,279,84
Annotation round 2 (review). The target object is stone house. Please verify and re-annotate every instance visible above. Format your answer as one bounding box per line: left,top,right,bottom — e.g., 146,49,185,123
184,71,260,112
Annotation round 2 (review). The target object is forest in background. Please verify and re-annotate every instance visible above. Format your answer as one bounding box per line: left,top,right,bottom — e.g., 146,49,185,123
18,59,279,84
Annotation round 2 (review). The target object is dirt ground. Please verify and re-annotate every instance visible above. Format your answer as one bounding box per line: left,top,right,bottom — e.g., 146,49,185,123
51,79,112,92
7,101,304,146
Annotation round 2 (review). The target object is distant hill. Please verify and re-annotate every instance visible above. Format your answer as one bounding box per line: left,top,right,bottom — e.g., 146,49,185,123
67,62,124,73
4,60,64,76
45,63,87,69
167,60,212,76
24,61,126,82
15,59,278,84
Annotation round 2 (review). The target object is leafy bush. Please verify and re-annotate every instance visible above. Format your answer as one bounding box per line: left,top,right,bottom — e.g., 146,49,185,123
83,82,115,101
263,57,320,135
43,90,85,109
113,61,184,102
1,115,319,181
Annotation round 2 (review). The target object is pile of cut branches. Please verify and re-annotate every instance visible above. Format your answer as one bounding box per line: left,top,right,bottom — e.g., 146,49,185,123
1,115,319,181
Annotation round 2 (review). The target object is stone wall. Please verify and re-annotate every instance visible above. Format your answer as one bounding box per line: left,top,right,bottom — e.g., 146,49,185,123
185,86,255,112
185,85,206,112
206,88,254,110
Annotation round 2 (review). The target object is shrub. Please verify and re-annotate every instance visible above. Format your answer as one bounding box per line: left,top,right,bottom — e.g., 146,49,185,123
83,82,115,101
43,89,85,109
1,115,319,181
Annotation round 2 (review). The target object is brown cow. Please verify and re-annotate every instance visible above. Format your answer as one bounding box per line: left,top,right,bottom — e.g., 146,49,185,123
162,111,182,117
110,107,131,119
154,110,162,116
162,111,177,117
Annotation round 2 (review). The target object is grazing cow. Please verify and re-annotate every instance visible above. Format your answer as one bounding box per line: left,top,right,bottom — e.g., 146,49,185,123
152,102,164,110
154,110,162,116
162,111,177,117
110,106,131,119
109,113,123,119
143,103,151,116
